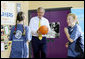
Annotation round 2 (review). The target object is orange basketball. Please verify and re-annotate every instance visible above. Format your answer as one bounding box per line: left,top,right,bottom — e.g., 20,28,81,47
39,25,48,35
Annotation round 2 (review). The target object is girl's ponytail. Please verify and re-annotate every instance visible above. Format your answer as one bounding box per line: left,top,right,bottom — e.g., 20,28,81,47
13,12,26,36
76,20,79,24
13,18,17,34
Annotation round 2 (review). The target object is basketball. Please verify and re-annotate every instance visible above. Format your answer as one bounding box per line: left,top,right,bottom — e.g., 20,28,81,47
39,25,48,35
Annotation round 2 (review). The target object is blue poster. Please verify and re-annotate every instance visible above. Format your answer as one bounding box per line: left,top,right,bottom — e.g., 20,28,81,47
71,8,84,44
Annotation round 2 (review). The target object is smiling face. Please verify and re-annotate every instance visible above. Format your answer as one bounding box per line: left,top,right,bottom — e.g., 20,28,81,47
67,13,77,27
67,16,74,26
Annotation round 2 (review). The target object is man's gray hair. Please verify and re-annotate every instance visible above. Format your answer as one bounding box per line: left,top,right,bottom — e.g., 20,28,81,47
37,7,45,12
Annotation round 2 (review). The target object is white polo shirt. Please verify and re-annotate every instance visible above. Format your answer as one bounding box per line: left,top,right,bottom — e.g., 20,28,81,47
29,16,51,37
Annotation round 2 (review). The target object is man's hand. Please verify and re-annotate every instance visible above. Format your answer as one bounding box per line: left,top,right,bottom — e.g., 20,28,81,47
37,29,42,35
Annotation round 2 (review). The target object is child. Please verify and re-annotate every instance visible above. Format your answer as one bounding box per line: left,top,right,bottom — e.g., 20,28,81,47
64,13,84,58
9,12,32,58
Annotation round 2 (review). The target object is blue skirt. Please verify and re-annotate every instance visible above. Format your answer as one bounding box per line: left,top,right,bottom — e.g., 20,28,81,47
10,41,28,58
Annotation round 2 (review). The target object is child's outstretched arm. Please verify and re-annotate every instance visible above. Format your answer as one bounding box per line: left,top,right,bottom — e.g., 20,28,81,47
64,27,74,43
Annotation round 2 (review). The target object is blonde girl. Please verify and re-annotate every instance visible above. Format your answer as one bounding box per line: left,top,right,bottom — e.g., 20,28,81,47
64,13,84,58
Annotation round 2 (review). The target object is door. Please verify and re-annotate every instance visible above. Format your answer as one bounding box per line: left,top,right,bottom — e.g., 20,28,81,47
28,7,71,58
